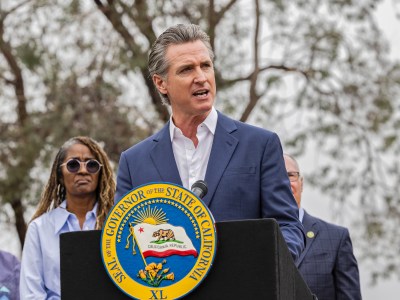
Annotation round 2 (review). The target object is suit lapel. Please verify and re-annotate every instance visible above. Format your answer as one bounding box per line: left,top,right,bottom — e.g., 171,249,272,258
203,112,238,206
296,210,319,267
150,123,182,185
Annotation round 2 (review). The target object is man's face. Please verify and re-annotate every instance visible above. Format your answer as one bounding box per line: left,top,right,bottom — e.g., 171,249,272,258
153,40,216,121
284,155,303,207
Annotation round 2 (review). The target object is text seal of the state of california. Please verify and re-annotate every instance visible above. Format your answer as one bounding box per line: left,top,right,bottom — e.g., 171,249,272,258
101,182,217,299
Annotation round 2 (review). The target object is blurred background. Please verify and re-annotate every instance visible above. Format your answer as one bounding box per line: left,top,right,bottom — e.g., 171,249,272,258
1,0,399,298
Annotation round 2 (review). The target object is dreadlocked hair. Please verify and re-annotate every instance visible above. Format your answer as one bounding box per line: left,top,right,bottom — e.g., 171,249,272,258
31,136,115,229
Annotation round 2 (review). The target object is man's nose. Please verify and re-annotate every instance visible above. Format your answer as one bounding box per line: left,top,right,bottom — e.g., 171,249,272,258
194,67,206,83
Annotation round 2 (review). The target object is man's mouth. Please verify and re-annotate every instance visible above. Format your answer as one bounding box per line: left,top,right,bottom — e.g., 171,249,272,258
193,89,209,97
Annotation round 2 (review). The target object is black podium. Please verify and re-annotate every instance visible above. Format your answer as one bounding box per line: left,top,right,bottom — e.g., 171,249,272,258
60,219,313,299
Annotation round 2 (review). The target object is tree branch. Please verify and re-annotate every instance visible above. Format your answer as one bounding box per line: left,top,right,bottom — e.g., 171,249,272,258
0,19,28,126
240,0,261,122
94,0,144,57
94,0,169,121
215,0,238,25
11,198,27,248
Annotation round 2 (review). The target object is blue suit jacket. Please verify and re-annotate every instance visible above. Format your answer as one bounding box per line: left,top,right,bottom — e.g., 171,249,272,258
296,210,362,300
115,111,304,260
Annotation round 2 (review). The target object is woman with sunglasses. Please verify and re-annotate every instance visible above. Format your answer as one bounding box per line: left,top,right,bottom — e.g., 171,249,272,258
20,136,115,299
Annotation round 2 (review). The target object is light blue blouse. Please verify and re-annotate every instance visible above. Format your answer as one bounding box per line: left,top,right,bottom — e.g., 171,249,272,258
20,200,98,299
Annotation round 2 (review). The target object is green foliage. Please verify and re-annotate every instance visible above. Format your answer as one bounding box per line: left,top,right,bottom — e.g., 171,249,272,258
68,0,81,15
16,43,42,71
266,75,282,87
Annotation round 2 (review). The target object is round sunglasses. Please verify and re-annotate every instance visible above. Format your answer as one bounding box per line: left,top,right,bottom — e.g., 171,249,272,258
60,158,102,174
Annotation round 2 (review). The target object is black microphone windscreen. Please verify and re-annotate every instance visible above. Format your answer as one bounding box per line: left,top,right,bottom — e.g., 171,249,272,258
191,180,208,199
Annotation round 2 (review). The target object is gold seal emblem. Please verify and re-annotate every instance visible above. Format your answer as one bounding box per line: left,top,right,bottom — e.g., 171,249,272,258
101,183,217,299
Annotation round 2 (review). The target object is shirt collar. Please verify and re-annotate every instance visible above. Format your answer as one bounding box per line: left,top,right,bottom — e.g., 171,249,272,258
169,107,218,141
54,200,98,234
299,207,304,223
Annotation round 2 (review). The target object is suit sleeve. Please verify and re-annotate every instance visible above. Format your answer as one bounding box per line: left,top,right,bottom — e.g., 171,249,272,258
260,133,305,261
334,228,362,300
115,151,133,203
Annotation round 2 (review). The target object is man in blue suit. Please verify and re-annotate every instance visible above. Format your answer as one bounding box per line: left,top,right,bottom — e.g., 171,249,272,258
284,154,362,300
115,24,304,260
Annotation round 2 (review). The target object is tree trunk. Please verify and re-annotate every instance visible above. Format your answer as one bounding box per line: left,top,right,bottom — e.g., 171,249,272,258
11,198,27,249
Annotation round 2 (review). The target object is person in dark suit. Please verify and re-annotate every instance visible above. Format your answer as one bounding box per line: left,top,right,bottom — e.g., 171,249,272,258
115,24,305,260
284,154,362,300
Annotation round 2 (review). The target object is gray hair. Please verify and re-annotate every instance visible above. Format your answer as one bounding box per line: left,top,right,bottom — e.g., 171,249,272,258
148,24,215,105
283,153,301,173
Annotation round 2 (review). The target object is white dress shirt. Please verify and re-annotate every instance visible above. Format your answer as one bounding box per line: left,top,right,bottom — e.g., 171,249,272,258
299,207,304,222
169,107,218,190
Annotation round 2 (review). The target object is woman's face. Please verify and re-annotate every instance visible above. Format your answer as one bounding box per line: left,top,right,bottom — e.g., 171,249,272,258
60,143,100,200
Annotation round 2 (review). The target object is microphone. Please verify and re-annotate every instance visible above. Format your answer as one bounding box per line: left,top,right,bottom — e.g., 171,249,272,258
191,180,208,199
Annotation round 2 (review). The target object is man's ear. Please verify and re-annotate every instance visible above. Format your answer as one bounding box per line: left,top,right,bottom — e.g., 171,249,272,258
153,74,167,95
300,177,304,193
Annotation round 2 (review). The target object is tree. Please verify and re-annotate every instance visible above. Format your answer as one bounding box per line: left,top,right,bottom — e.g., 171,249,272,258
1,0,399,282
0,0,155,247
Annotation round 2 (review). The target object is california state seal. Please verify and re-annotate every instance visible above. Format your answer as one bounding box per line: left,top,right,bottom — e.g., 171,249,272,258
101,182,217,299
